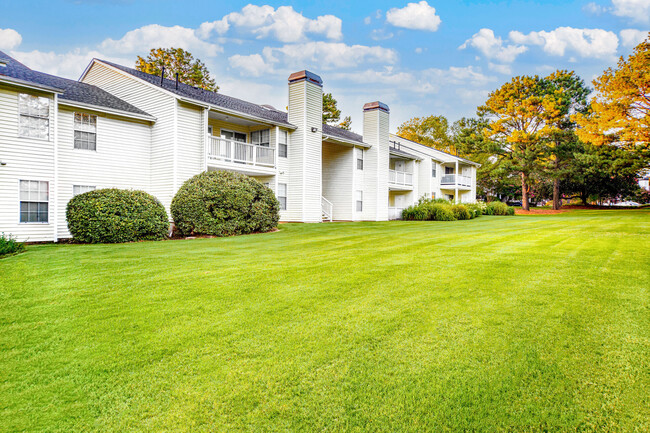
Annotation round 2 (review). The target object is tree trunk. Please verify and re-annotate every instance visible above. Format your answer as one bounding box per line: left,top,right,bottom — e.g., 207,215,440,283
553,178,561,210
521,173,530,211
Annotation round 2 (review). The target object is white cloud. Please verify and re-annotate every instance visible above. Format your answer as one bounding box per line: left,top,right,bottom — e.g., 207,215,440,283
510,27,619,59
459,28,527,63
100,24,221,56
0,28,22,50
9,49,130,79
620,29,649,46
262,41,398,70
364,16,372,25
415,47,426,54
456,88,490,105
199,5,342,42
229,53,270,77
488,62,512,74
370,29,394,41
386,1,441,32
612,0,650,23
583,2,607,15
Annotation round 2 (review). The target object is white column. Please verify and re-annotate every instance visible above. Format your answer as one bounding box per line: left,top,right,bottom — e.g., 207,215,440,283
455,160,459,203
52,94,59,242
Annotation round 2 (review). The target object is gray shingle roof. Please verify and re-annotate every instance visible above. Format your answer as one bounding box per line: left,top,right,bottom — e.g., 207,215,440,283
321,123,365,145
0,51,151,118
389,146,421,160
97,59,295,128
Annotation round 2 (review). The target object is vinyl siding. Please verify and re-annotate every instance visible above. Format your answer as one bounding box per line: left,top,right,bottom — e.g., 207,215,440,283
55,106,151,238
176,101,204,187
82,62,176,210
322,141,353,221
0,85,55,242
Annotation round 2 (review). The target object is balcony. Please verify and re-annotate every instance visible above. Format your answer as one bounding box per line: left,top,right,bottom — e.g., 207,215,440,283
207,136,276,173
389,169,413,189
440,174,472,188
388,207,404,220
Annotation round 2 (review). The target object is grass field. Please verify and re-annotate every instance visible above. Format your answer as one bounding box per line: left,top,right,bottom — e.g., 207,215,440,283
1,210,649,432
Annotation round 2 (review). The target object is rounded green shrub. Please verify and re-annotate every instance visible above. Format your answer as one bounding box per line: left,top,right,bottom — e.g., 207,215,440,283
171,171,279,237
426,203,456,221
486,201,510,216
451,204,472,220
402,205,428,221
66,189,169,243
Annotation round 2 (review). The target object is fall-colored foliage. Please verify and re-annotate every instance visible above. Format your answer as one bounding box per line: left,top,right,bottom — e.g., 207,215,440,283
136,48,218,92
575,34,650,153
396,115,454,153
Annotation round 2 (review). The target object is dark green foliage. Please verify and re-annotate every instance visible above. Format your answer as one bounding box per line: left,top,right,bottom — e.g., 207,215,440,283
0,233,24,257
426,203,457,221
451,204,472,220
66,189,169,243
171,171,280,237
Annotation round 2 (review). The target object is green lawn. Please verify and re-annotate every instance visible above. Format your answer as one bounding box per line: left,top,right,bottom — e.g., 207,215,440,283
1,210,649,432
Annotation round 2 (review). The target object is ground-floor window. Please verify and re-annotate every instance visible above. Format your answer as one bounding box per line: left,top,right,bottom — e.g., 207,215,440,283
73,185,96,196
356,190,363,212
19,180,49,223
277,183,287,210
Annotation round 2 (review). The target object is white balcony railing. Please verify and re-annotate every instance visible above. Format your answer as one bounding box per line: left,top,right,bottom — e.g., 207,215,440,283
440,174,472,187
207,136,275,168
388,207,404,220
389,169,413,186
321,196,333,222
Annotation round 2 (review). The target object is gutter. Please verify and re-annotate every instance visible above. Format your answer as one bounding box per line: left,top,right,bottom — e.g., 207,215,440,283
58,99,157,122
322,134,371,149
0,75,64,94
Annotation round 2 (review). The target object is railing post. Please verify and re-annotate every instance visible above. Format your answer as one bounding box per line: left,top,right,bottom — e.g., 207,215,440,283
230,140,234,162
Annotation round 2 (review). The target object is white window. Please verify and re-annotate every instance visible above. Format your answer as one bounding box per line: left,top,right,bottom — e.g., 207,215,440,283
356,148,364,170
73,185,96,196
251,129,270,147
18,94,50,140
19,180,49,223
356,190,363,212
445,166,454,175
278,130,288,158
432,164,437,177
74,113,97,150
277,183,287,210
221,130,247,143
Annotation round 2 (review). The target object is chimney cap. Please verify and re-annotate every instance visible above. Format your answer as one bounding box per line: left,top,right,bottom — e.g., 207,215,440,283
363,101,390,112
288,70,323,86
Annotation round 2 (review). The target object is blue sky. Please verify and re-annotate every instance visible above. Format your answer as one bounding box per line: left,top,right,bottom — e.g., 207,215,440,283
1,0,648,132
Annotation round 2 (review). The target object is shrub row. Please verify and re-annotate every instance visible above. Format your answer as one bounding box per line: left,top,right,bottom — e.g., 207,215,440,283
0,233,24,258
65,172,281,243
402,199,514,221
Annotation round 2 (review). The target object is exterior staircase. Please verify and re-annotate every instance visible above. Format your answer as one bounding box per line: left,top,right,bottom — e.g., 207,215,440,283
321,196,333,222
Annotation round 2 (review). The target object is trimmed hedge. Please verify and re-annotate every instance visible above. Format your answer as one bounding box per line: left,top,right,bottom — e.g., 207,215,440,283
0,233,24,258
401,198,514,221
171,171,280,237
66,189,169,243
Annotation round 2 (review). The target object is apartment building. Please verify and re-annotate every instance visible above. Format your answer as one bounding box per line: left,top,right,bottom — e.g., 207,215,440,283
0,50,478,242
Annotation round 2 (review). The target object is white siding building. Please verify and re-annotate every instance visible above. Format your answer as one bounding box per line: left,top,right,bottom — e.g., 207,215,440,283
0,51,478,242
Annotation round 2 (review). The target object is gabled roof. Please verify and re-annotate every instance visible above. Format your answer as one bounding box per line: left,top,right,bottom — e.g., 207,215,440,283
322,123,366,146
93,59,296,128
389,133,480,166
0,51,152,119
389,146,421,160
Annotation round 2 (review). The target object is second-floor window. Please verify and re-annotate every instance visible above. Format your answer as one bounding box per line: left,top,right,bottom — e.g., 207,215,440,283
251,129,270,147
432,164,437,177
356,148,364,170
445,166,454,175
18,94,50,140
278,130,288,158
74,113,97,150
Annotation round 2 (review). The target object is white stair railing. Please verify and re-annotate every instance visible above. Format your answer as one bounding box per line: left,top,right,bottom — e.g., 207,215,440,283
321,196,333,222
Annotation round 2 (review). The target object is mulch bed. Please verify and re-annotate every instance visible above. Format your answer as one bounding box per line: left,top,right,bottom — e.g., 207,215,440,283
515,209,570,215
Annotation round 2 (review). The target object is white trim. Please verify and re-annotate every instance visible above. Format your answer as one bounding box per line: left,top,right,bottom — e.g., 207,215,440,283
0,75,63,94
203,108,209,172
53,94,58,241
58,100,156,122
17,179,51,225
302,81,307,222
322,135,371,148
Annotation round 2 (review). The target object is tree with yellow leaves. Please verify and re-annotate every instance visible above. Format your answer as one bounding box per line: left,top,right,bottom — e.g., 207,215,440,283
136,48,218,92
478,75,561,211
575,34,649,156
396,115,454,154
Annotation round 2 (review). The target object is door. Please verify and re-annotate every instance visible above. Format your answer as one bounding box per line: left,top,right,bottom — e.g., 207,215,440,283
394,160,406,172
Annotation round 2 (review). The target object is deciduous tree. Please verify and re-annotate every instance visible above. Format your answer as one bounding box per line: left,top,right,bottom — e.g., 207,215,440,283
396,115,454,153
136,48,218,91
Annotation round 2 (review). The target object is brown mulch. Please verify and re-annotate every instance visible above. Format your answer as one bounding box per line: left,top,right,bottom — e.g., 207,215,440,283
515,208,570,215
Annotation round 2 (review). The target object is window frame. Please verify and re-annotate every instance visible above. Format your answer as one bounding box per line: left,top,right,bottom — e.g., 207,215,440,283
278,130,288,158
251,129,271,147
18,93,50,141
277,183,287,211
73,185,96,196
356,147,364,170
18,180,49,224
220,129,247,143
356,190,363,212
73,112,98,151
